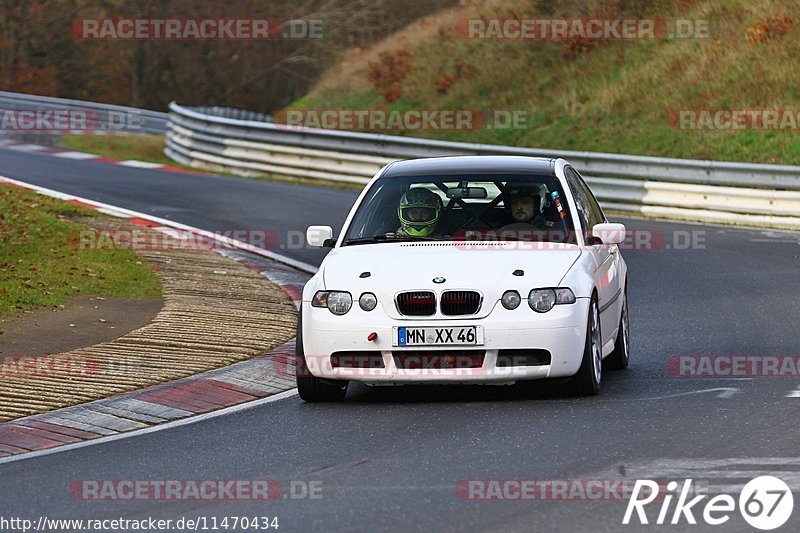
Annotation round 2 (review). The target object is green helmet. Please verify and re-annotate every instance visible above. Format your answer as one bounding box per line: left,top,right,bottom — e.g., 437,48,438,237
398,188,442,237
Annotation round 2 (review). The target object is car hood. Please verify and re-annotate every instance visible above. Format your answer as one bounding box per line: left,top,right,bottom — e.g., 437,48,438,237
321,242,581,319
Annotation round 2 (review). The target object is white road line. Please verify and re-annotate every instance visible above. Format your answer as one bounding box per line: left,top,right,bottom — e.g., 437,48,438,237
52,151,99,160
117,160,164,169
641,457,800,468
10,144,46,152
786,387,800,398
0,389,298,467
644,387,740,400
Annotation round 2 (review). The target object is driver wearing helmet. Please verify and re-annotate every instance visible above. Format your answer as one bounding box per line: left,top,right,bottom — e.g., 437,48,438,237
502,187,550,231
396,187,443,238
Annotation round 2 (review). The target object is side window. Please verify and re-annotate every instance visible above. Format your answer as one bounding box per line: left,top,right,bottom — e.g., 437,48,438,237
573,169,606,226
565,168,591,237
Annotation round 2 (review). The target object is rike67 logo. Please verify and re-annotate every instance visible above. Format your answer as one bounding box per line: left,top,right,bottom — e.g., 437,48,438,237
624,476,793,530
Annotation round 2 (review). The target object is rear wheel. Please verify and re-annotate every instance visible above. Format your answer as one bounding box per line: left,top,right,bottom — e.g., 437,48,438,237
296,311,348,402
605,290,629,370
572,296,602,396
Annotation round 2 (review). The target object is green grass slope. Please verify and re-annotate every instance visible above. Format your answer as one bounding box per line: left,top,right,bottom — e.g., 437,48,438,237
290,0,800,164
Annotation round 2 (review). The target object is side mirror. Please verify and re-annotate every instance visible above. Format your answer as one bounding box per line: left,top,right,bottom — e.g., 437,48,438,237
307,225,334,247
592,223,626,245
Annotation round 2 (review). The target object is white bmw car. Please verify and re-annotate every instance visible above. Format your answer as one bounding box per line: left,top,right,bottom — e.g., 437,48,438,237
296,156,629,401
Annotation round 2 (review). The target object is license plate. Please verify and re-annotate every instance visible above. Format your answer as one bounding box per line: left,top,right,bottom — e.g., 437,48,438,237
393,326,484,347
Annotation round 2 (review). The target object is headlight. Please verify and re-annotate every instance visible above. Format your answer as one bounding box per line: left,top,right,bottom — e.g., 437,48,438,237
527,288,577,312
501,290,521,310
359,292,378,311
528,289,556,313
312,291,352,315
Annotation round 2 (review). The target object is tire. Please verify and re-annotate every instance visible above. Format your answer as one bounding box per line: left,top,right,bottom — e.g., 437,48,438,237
605,289,630,370
295,310,348,402
572,295,602,396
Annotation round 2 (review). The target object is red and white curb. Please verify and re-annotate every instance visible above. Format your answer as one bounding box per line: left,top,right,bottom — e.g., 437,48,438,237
0,177,314,463
0,138,204,175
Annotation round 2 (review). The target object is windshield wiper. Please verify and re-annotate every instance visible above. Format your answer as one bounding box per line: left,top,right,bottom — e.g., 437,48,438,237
343,233,439,246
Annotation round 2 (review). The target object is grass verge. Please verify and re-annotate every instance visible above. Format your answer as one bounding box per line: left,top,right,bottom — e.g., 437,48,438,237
0,185,162,320
61,134,177,166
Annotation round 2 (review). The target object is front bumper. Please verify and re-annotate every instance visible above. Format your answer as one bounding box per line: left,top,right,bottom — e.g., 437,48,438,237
300,298,590,384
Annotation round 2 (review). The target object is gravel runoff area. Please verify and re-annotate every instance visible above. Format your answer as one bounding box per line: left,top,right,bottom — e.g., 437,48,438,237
0,216,298,422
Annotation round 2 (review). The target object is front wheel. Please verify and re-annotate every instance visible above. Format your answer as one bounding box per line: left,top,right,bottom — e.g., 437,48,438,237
605,290,629,370
572,296,602,396
296,311,348,402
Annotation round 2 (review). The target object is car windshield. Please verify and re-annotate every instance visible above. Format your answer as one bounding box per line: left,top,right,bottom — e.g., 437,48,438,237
342,174,576,245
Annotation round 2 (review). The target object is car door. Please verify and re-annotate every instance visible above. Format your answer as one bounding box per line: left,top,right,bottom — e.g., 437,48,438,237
566,167,621,347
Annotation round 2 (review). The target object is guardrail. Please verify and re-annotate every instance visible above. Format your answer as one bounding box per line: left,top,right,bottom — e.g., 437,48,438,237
165,102,800,230
0,91,168,135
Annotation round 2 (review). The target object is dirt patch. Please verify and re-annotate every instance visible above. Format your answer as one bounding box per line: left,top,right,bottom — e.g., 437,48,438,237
0,296,162,356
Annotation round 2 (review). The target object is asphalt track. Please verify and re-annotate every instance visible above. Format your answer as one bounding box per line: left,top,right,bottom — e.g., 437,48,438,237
1,146,799,532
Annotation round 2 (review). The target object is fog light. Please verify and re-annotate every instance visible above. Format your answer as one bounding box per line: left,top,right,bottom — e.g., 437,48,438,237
359,292,378,312
501,290,521,310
